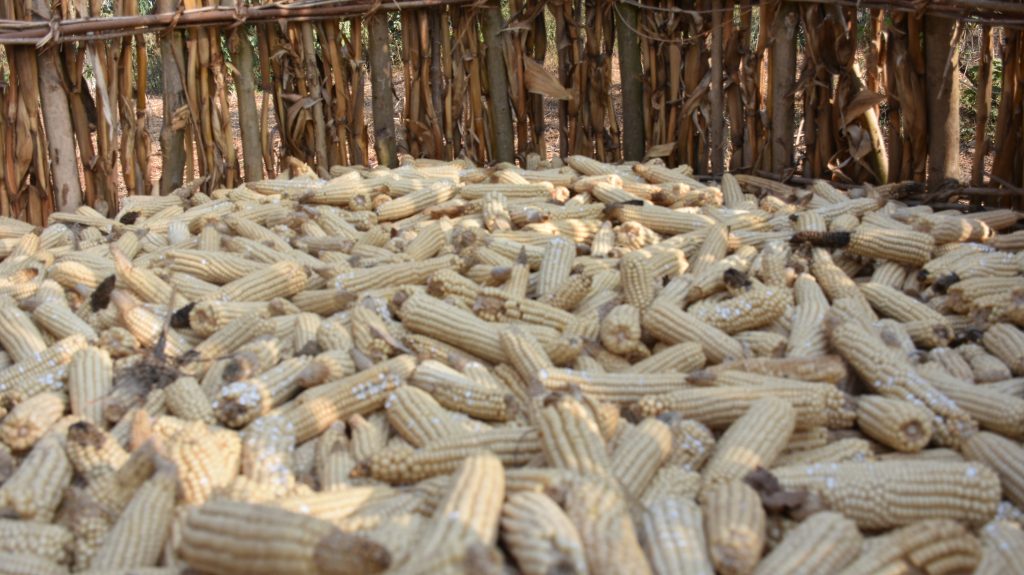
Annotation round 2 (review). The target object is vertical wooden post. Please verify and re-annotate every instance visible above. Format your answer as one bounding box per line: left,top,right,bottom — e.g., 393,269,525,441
709,0,724,175
232,28,264,183
368,13,398,168
482,0,515,163
768,0,797,174
301,23,329,175
971,26,993,187
924,15,960,186
158,0,186,193
33,0,81,211
616,1,644,161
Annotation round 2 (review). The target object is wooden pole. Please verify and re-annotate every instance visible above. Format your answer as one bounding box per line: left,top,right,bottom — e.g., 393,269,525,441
616,1,644,161
482,0,515,163
709,0,724,175
972,25,994,187
33,0,81,211
367,13,397,167
768,0,797,173
924,15,960,186
232,27,264,183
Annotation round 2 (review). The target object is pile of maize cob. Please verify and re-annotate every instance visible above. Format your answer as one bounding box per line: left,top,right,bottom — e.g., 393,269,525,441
1,153,1024,575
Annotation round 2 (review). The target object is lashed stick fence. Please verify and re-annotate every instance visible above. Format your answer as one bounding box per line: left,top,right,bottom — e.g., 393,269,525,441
0,0,1022,225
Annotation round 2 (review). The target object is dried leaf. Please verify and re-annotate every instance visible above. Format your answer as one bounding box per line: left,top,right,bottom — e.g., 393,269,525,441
523,58,571,101
644,142,677,159
843,90,885,126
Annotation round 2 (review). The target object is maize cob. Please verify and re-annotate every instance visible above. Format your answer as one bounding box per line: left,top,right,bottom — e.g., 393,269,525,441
705,355,848,385
771,460,999,529
643,301,745,363
772,437,874,467
701,397,795,490
633,384,847,430
641,496,714,575
0,434,72,521
982,323,1024,375
410,360,515,421
533,393,612,480
501,491,588,575
702,480,766,575
180,499,389,575
641,467,703,504
363,426,539,484
962,431,1024,508
385,386,463,446
752,511,861,575
0,519,73,565
977,520,1024,574
0,552,69,575
0,392,65,450
90,465,177,570
856,395,933,452
837,519,981,575
828,316,976,447
32,299,98,342
566,478,653,575
609,417,672,498
626,342,706,374
959,343,1014,383
0,306,48,363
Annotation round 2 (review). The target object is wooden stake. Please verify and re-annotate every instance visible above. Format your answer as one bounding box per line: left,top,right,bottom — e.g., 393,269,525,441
768,0,797,173
924,15,960,185
616,1,644,161
482,0,515,163
368,13,397,167
710,0,724,174
232,27,264,182
157,0,186,194
971,25,993,187
33,40,82,210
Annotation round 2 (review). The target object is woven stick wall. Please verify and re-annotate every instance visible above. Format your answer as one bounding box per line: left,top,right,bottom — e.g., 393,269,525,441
0,0,1021,225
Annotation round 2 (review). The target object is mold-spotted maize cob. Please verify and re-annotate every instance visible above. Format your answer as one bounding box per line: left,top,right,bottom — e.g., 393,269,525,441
771,460,999,529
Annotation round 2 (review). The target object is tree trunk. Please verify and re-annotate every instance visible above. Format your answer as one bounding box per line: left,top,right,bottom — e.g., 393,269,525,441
232,27,263,183
769,0,797,173
368,13,397,168
924,15,960,186
482,1,515,163
616,1,644,161
33,0,81,212
157,0,187,194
